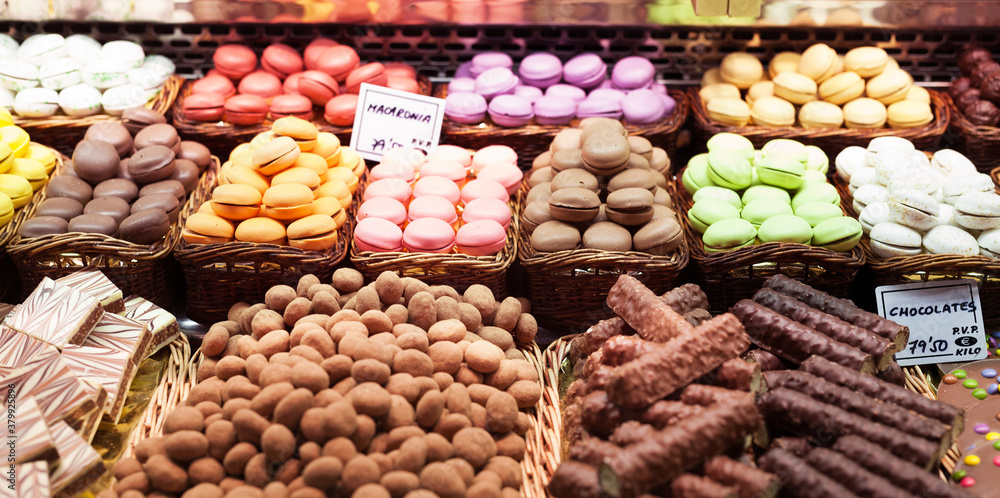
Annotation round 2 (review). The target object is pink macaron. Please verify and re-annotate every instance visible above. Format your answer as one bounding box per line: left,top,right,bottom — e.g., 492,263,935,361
475,162,524,196
427,145,473,169
191,74,236,98
298,70,340,106
304,38,339,71
354,216,404,252
403,218,456,253
461,197,512,230
363,178,413,206
471,145,518,174
412,176,461,206
237,71,283,100
456,219,507,256
419,160,468,188
357,197,408,227
369,162,416,184
407,195,459,228
261,44,304,79
460,179,510,205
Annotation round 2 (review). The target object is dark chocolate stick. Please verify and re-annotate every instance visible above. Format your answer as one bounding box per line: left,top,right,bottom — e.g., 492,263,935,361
601,335,657,366
680,384,753,407
703,456,779,498
833,435,975,498
757,388,942,470
752,288,894,371
757,448,860,498
606,275,694,343
876,360,906,387
683,308,713,327
770,437,813,457
570,436,624,466
715,359,762,393
800,356,963,434
549,461,605,498
730,300,874,374
805,447,911,498
641,401,703,429
571,317,635,361
741,349,792,371
670,474,739,498
763,275,908,352
610,421,658,447
579,390,626,437
660,283,711,315
763,370,951,447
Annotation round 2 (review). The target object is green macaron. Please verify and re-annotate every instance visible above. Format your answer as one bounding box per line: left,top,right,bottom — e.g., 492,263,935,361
682,153,715,195
802,170,827,184
757,214,813,244
706,133,755,159
762,138,809,164
812,216,863,251
741,199,793,228
791,182,840,210
804,145,829,174
688,198,740,234
755,155,806,190
707,149,753,190
703,218,757,252
795,201,844,227
693,186,742,210
742,185,791,206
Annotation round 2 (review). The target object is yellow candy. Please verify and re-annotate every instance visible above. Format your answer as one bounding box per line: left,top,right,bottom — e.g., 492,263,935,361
964,455,981,466
11,158,46,191
987,432,1000,441
0,174,32,208
26,143,55,174
0,192,12,227
0,108,13,128
0,126,29,158
0,142,12,175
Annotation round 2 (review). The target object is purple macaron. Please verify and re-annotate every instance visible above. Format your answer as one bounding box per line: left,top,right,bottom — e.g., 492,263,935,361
545,84,587,105
576,98,623,120
659,92,677,118
514,85,543,103
587,88,627,104
621,88,665,124
474,67,519,100
448,77,476,94
533,96,576,125
445,92,488,124
454,61,474,79
488,94,534,127
563,53,607,89
471,52,513,77
518,53,563,89
611,56,656,91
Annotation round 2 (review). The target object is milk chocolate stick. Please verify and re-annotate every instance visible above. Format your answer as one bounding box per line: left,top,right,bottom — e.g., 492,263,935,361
715,359,762,393
800,356,963,431
703,456,779,498
610,421,658,447
741,349,791,371
757,388,941,469
770,437,812,457
606,275,694,343
570,436,624,466
661,283,711,315
549,461,605,498
602,335,656,366
833,435,975,498
670,474,739,498
806,447,911,498
758,448,861,498
752,288,894,371
683,308,714,327
571,317,635,361
730,300,874,374
579,390,626,437
876,360,905,387
680,384,753,407
763,275,908,351
641,401,703,429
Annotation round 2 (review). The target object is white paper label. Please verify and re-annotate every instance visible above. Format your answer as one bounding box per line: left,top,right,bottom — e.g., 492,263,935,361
875,279,989,366
349,83,445,162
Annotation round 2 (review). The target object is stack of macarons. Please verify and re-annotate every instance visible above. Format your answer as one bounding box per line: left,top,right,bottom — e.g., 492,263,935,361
353,144,515,256
522,118,683,255
0,110,56,229
17,115,212,244
0,33,174,118
445,51,677,128
182,39,421,127
182,116,359,250
836,137,1000,258
700,44,932,129
681,133,862,253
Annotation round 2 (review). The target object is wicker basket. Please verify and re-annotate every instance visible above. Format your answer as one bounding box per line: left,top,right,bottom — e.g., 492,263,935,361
435,86,690,171
171,77,431,158
943,92,1000,172
689,87,951,165
676,168,865,315
516,187,690,332
14,75,183,157
833,174,1000,329
6,157,219,309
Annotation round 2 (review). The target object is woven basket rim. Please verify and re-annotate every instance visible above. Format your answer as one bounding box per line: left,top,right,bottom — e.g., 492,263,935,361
0,143,62,249
689,86,951,142
14,75,182,130
943,92,1000,139
7,155,219,261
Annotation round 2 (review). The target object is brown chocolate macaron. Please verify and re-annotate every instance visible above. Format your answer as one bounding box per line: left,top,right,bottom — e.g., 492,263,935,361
139,179,186,201
582,221,633,252
633,217,684,255
178,141,212,171
46,175,93,205
548,187,601,223
582,131,630,176
18,216,68,238
530,220,581,252
84,122,133,158
119,208,171,245
605,187,655,226
34,197,84,221
608,169,656,193
93,178,140,203
134,123,181,154
551,169,599,193
525,182,553,205
128,145,177,185
627,136,653,162
68,213,119,236
521,200,555,234
169,159,200,194
131,192,180,222
73,140,121,185
84,197,132,225
550,148,585,173
121,107,167,136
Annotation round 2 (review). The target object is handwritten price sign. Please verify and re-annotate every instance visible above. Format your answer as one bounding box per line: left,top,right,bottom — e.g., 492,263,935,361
350,83,445,162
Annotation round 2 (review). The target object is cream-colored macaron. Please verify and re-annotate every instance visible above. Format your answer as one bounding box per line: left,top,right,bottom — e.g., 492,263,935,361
844,47,889,78
818,71,865,105
750,96,796,127
772,72,817,105
887,99,933,129
720,52,764,89
707,97,751,126
699,83,741,104
866,69,913,105
746,81,774,107
798,101,844,128
769,52,801,79
843,98,887,129
797,43,839,83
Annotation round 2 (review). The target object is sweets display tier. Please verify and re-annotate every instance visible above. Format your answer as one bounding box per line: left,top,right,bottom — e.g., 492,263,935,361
944,45,1000,171
542,274,966,498
102,270,548,498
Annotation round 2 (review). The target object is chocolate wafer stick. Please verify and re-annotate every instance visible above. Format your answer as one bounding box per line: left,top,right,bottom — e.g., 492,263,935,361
758,448,860,498
670,474,739,498
805,447,910,498
571,317,635,361
703,456,780,498
833,435,975,498
752,288,894,371
602,335,656,366
606,313,749,409
757,388,942,469
876,360,905,387
730,300,874,374
763,370,950,446
715,359,762,393
549,461,605,498
763,275,908,352
800,356,963,433
606,275,694,343
741,349,791,371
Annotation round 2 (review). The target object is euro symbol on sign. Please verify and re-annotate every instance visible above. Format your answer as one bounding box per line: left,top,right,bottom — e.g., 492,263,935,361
955,336,977,347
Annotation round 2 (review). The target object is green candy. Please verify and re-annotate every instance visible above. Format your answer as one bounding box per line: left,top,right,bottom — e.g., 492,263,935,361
994,440,1000,451
964,379,979,389
972,389,988,400
952,470,967,482
954,369,967,379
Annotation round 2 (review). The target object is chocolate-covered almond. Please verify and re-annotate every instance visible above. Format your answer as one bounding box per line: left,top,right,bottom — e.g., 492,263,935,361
34,197,84,221
139,179,185,201
131,192,180,222
73,140,120,185
119,208,170,245
128,145,176,184
121,107,167,136
46,175,93,205
18,216,68,238
169,159,200,194
178,141,212,171
134,123,181,154
84,122,133,158
68,214,118,236
93,178,140,203
84,197,131,225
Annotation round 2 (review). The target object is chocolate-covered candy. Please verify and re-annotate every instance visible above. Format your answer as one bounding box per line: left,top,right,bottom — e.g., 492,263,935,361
133,123,181,154
121,107,167,136
957,88,982,112
966,99,1000,127
960,46,994,75
139,179,185,201
18,216,68,238
971,61,1000,88
84,197,131,225
93,178,139,203
119,158,133,181
128,145,176,184
84,122,133,158
34,197,84,221
168,159,199,194
936,359,1000,411
131,192,180,222
119,208,170,245
950,77,972,101
982,77,1000,104
178,141,211,171
73,140,121,185
46,175,93,205
68,214,118,236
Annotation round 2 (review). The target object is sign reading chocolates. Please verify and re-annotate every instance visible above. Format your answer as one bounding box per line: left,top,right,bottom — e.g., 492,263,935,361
350,83,445,162
875,279,988,366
